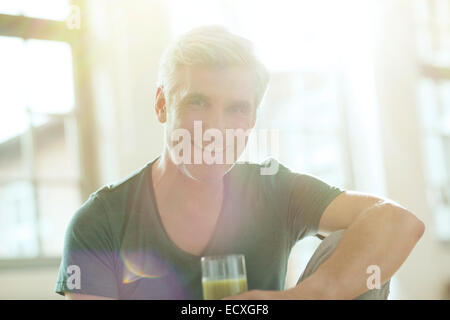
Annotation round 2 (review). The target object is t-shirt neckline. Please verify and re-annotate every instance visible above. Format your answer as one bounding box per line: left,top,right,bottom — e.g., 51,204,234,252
145,156,230,261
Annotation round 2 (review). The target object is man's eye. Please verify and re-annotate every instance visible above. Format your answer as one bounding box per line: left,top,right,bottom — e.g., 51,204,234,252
230,105,249,114
188,99,205,107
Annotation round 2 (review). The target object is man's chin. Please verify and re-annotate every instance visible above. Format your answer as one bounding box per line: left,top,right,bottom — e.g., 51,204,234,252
178,163,233,182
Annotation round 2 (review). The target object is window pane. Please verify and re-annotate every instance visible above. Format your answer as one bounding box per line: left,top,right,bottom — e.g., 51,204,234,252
37,182,81,256
0,0,71,20
32,115,80,180
435,205,450,241
413,0,450,67
0,180,39,258
23,0,71,21
0,0,22,15
25,39,75,114
293,74,340,132
423,135,448,186
417,78,439,130
0,34,79,260
260,71,347,186
417,76,450,241
411,0,430,23
435,0,450,26
0,36,28,179
0,134,25,179
0,36,27,144
438,81,450,135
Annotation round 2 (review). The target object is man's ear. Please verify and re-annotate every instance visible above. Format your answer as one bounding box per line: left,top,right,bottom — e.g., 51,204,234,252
155,86,167,123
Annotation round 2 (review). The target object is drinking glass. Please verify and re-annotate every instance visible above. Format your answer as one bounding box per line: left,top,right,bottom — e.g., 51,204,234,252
201,254,248,300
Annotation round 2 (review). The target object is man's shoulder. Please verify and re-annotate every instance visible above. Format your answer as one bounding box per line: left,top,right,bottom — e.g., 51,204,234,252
71,161,154,229
68,161,154,234
93,161,152,201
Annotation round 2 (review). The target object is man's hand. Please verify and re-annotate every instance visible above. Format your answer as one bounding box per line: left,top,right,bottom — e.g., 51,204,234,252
223,289,288,300
222,285,324,300
222,274,339,300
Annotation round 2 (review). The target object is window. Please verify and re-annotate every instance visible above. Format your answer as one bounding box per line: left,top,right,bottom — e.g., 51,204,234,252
0,1,84,261
413,0,450,67
413,0,450,242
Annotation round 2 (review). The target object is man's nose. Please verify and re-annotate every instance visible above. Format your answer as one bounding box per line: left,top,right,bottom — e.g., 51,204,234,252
202,108,228,147
204,108,227,132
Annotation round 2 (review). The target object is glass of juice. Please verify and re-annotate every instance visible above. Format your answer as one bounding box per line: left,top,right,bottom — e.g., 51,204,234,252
201,254,248,300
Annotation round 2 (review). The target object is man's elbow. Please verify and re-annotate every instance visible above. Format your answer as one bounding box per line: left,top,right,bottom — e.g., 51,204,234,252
389,204,426,239
403,211,425,239
382,201,425,240
413,217,426,239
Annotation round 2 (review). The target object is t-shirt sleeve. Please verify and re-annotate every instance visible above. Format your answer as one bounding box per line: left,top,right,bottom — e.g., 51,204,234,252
287,172,344,243
265,159,345,245
54,193,120,299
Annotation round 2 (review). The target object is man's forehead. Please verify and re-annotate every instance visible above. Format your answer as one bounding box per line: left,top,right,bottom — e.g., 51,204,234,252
176,65,255,101
179,91,251,107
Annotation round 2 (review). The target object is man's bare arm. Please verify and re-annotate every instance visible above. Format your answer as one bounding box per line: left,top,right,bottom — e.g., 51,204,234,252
65,292,116,300
286,202,425,299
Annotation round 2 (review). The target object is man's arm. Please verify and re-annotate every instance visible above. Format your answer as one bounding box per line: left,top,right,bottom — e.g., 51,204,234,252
316,190,397,236
55,194,120,299
285,192,425,299
225,191,425,300
65,292,116,300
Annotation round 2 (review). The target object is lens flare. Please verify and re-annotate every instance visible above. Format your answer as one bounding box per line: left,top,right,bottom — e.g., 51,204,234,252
121,250,170,284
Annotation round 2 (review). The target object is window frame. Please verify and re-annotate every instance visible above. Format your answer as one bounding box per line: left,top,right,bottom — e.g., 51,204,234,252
0,1,98,269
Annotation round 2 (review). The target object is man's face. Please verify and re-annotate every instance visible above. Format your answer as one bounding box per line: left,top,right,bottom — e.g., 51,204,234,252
164,65,257,182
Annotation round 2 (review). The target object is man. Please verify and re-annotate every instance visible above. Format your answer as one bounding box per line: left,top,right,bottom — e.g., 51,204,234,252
55,25,425,300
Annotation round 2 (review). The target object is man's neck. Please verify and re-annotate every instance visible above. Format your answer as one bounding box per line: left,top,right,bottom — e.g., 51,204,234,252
151,151,224,217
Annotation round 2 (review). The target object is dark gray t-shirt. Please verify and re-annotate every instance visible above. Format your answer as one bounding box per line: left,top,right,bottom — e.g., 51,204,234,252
55,157,344,299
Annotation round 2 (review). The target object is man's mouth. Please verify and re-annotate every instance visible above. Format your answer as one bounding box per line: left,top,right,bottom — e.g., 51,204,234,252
191,140,227,153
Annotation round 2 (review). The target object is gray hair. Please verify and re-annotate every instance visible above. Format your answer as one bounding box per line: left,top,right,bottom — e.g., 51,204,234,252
157,25,270,109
